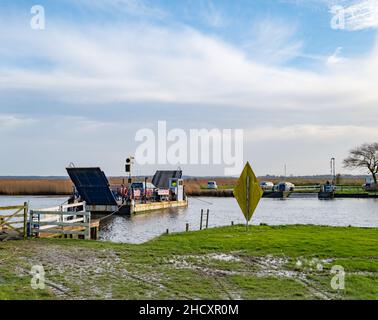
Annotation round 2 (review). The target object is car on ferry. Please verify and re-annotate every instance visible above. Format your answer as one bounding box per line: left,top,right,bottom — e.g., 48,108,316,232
130,182,157,199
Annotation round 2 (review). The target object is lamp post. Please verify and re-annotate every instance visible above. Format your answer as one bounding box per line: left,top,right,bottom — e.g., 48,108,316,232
330,157,336,185
126,156,134,184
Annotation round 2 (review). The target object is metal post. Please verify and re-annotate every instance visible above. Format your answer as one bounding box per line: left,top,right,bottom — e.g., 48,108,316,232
59,204,63,231
37,211,40,238
87,212,91,240
206,209,209,229
144,177,148,204
200,209,203,230
331,157,336,185
29,210,33,238
186,223,189,232
246,175,250,231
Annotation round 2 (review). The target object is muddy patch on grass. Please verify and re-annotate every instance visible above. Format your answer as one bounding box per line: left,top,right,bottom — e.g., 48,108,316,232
166,253,340,300
13,243,175,299
166,253,291,277
241,255,294,277
15,244,125,299
166,253,245,276
5,241,345,300
207,253,242,262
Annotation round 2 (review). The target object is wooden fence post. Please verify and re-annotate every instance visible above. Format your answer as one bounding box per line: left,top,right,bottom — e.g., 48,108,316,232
23,202,28,239
200,209,203,230
186,223,189,232
206,209,209,229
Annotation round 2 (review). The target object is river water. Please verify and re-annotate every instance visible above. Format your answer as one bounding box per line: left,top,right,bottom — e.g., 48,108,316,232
1,195,377,243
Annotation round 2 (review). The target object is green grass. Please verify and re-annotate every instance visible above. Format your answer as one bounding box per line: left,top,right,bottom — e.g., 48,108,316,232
200,184,235,190
0,225,377,300
230,276,313,300
336,187,365,194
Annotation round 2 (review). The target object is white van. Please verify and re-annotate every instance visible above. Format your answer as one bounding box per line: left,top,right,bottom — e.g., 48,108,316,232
273,182,295,192
207,181,218,190
260,181,274,191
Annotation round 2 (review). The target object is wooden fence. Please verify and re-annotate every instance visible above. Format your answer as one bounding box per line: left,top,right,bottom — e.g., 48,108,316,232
0,202,28,239
29,202,92,239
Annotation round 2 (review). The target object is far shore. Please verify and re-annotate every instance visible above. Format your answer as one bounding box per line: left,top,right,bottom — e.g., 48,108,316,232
0,176,365,197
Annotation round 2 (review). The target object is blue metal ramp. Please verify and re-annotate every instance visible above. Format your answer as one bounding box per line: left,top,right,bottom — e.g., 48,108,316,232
66,167,117,206
152,170,182,189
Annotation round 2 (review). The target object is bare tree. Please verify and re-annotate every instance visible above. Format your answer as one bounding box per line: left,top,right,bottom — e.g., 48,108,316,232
343,143,378,184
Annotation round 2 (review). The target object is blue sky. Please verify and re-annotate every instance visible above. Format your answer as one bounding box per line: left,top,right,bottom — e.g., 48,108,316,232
0,0,378,176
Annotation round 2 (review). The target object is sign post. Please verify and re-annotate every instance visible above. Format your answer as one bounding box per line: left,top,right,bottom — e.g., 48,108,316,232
233,162,263,230
246,175,250,230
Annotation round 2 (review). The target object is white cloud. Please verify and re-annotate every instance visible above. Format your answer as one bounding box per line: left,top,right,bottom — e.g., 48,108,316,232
246,124,378,142
0,20,377,116
73,0,167,19
327,47,347,65
1,3,377,176
244,123,378,176
0,115,35,129
201,0,227,28
243,18,304,64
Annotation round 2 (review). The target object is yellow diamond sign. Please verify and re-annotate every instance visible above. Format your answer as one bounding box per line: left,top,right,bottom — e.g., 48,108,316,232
233,162,263,223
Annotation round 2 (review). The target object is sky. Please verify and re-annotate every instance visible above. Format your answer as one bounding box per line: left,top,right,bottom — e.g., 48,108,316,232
0,0,377,177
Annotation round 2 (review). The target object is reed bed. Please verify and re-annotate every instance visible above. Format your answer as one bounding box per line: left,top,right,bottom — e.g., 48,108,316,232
0,179,73,196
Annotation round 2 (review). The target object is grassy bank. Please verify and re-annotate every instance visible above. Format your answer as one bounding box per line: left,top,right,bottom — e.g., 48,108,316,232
0,225,377,300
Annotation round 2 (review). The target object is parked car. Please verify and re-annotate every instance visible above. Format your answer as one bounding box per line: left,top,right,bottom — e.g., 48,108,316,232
260,181,274,191
273,182,295,192
207,181,218,190
363,183,378,191
131,182,156,190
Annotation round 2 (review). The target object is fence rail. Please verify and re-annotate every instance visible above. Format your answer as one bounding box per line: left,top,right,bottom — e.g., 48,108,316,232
0,202,28,239
29,202,91,239
294,185,320,191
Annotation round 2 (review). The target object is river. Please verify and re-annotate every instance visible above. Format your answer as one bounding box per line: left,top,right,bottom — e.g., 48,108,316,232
1,195,377,243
